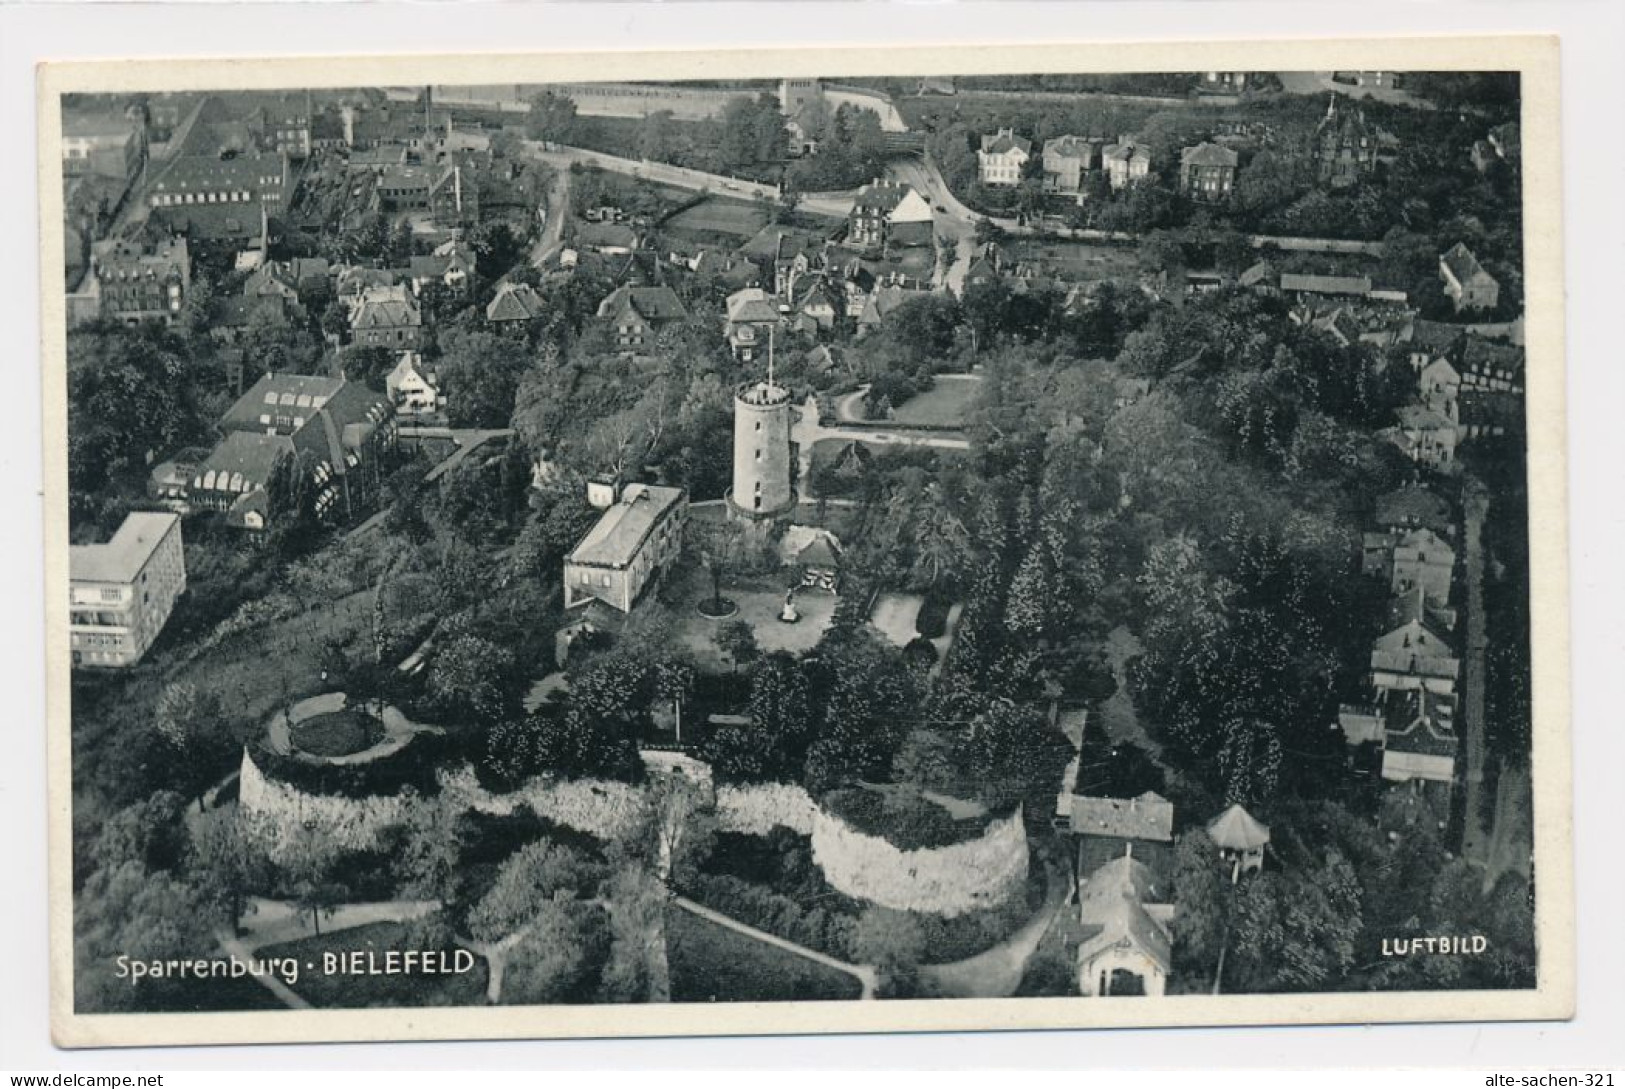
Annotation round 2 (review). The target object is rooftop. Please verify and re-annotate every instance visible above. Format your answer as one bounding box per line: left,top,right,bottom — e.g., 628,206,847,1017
70,512,180,585
567,483,686,569
1067,791,1174,842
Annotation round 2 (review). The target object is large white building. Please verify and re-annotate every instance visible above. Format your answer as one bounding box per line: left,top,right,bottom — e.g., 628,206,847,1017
563,483,688,614
69,512,186,668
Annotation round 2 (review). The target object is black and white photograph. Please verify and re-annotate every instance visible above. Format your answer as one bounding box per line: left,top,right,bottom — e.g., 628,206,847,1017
38,39,1572,1047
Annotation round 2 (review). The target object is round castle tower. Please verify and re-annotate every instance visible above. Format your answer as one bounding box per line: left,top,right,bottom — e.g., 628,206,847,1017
728,379,795,521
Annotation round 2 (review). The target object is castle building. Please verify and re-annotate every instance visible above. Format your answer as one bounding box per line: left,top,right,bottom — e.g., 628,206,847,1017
728,359,796,522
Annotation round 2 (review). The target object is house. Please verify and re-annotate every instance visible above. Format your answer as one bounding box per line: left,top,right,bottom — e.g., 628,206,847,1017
725,287,786,362
347,146,410,174
1417,354,1461,414
792,275,842,332
350,284,422,349
1365,527,1455,607
76,236,190,327
385,350,441,416
1378,688,1459,791
563,483,688,614
1312,96,1377,188
977,128,1032,186
428,158,480,230
1279,273,1374,300
1458,336,1524,393
486,281,546,327
855,285,932,334
1390,528,1456,607
62,111,143,181
1178,142,1239,200
1042,135,1098,197
1102,141,1151,190
244,257,330,304
211,294,291,345
1065,791,1175,854
249,94,313,160
1383,403,1458,469
408,239,476,297
1207,805,1269,878
1375,484,1452,538
1334,71,1398,90
190,373,395,530
847,180,924,248
1458,388,1522,440
1198,71,1251,94
596,285,688,352
376,164,436,209
1369,588,1460,699
1074,853,1175,998
1439,243,1499,313
69,512,186,669
147,447,211,505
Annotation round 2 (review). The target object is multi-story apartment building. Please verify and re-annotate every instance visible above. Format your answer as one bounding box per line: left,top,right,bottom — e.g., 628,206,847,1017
77,236,191,327
69,512,186,668
1178,142,1239,200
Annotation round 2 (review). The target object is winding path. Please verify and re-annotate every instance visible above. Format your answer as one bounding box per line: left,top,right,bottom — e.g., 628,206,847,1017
918,865,1068,999
671,895,879,1000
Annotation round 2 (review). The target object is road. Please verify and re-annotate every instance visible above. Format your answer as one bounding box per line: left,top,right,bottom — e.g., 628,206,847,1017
526,162,571,269
522,140,780,202
1459,484,1491,869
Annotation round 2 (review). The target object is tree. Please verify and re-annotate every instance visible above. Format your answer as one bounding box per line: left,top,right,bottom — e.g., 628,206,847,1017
713,618,760,677
597,865,669,1002
187,810,272,937
153,681,232,812
427,633,522,726
526,91,579,145
283,822,347,938
850,906,926,997
1169,829,1228,989
67,323,208,493
501,901,607,1004
467,839,602,944
388,789,467,908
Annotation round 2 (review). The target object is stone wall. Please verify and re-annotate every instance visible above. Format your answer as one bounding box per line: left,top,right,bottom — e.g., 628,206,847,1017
713,781,819,835
810,804,1029,918
238,750,649,858
237,750,409,864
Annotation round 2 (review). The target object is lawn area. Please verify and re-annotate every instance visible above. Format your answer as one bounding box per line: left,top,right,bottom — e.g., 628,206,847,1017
665,906,861,1003
662,564,835,671
290,709,385,757
262,921,490,1009
663,197,769,239
1005,238,1141,284
890,375,984,427
869,591,923,647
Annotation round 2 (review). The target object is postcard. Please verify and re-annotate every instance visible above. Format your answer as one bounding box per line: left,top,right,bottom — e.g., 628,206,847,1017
39,36,1571,1047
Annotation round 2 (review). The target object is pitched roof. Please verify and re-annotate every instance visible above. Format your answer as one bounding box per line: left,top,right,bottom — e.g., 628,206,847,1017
486,281,546,322
1067,791,1174,842
198,428,295,487
1375,484,1451,534
567,483,686,569
1075,853,1173,975
151,150,285,196
980,128,1032,156
1383,688,1459,758
1280,272,1373,296
1441,242,1493,285
1206,804,1271,851
887,188,934,225
1460,335,1524,377
1180,142,1239,168
1409,319,1465,354
351,284,421,330
596,284,688,324
70,512,180,585
1103,142,1150,165
1044,135,1097,160
726,286,784,325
